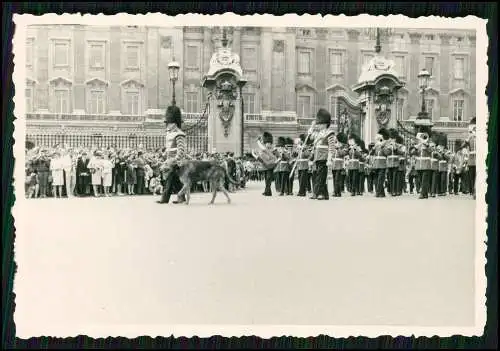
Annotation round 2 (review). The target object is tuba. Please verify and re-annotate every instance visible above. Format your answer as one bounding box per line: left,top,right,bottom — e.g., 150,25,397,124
252,137,278,170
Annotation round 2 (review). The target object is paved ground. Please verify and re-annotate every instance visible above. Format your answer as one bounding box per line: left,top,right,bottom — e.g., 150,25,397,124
14,181,476,336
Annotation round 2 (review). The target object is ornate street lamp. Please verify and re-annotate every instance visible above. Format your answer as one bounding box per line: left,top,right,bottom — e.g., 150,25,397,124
167,58,180,106
414,67,433,134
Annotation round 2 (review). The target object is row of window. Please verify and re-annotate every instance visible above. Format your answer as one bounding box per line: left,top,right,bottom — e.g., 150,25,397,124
26,39,468,82
297,50,467,80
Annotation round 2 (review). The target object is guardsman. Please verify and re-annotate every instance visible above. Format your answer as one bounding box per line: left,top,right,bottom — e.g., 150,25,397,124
371,128,390,197
286,137,296,195
366,142,375,193
395,135,406,196
385,128,400,196
437,133,452,196
260,131,277,197
357,139,368,196
450,139,466,195
346,133,362,196
273,136,285,193
465,117,476,199
295,134,311,197
157,105,187,204
310,108,336,200
407,145,418,194
274,137,291,196
411,130,432,199
429,133,441,198
331,132,348,197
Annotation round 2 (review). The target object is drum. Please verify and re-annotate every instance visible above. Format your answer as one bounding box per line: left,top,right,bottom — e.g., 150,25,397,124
431,158,439,171
372,156,387,169
415,157,431,170
387,155,399,168
331,158,344,170
346,159,360,170
314,146,329,161
438,160,448,172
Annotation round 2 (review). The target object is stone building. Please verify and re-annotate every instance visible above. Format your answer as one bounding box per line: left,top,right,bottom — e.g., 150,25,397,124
25,25,476,151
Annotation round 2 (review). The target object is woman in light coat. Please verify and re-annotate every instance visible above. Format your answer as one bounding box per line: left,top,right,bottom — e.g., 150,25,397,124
50,151,64,197
88,151,103,197
101,152,114,197
59,148,73,198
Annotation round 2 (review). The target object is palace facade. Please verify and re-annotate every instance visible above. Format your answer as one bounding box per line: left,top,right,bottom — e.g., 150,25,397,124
24,25,476,151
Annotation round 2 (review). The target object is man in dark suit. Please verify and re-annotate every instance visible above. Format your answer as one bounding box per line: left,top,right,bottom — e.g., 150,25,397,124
76,151,91,196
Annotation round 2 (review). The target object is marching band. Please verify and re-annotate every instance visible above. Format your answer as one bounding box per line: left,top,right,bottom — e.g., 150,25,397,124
252,108,477,201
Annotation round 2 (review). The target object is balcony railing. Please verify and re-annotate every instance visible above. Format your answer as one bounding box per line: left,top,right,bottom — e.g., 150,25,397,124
244,113,296,124
401,118,469,129
26,112,145,122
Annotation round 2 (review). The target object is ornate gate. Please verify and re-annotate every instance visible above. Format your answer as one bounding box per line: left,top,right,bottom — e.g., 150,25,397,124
182,94,211,155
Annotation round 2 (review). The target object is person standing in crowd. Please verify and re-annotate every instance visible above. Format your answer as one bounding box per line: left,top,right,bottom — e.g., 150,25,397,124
275,137,291,196
429,134,440,198
385,128,400,196
125,153,137,196
33,148,51,198
465,117,476,199
76,151,91,196
331,132,347,197
365,142,375,193
101,152,114,197
407,146,417,194
50,150,64,198
310,108,336,200
88,150,103,197
346,134,362,197
395,135,406,196
371,128,390,198
257,131,277,197
135,151,146,195
451,139,467,195
157,105,187,204
295,134,311,197
286,138,296,195
60,148,74,198
412,130,432,199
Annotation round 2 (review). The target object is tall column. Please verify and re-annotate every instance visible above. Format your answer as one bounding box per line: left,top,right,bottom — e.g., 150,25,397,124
346,30,360,86
408,33,422,117
315,29,327,109
232,28,241,58
284,28,296,112
73,27,86,112
109,26,122,113
146,27,159,110
260,28,272,111
468,34,476,118
36,27,49,111
202,27,213,103
439,33,451,119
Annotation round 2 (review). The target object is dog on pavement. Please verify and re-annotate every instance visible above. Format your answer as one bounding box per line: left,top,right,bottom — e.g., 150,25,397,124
176,160,240,205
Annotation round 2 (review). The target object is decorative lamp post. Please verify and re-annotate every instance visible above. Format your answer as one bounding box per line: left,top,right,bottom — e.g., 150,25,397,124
167,58,180,106
414,67,432,134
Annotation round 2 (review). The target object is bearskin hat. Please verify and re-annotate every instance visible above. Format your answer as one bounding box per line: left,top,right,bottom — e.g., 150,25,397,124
358,139,367,152
438,133,448,147
299,133,307,143
395,135,404,145
388,128,399,140
368,142,375,151
469,117,476,125
165,105,182,128
337,132,348,144
377,128,390,140
455,139,463,151
276,136,286,147
262,132,273,144
315,108,332,126
285,137,294,146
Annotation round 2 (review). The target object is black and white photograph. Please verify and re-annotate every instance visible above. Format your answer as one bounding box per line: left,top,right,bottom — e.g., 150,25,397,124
12,13,488,338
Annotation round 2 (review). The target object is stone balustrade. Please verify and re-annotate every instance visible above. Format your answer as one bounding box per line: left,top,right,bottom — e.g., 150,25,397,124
26,112,145,122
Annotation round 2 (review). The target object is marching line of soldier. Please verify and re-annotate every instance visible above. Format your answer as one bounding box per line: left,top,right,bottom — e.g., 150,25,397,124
253,108,477,201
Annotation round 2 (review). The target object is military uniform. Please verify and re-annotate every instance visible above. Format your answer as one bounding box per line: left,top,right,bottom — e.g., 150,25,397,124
296,134,311,197
311,109,336,200
345,134,361,196
385,129,400,196
372,128,390,197
465,117,476,198
331,136,348,197
365,142,375,193
395,136,406,196
158,105,187,204
411,132,432,199
261,132,277,197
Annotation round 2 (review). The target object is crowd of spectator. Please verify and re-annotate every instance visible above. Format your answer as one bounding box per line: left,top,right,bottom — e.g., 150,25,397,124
24,144,267,199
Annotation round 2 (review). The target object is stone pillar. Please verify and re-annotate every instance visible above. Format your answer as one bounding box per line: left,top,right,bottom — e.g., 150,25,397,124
315,29,327,108
36,27,49,111
109,27,122,113
346,30,360,86
146,27,159,110
73,27,86,112
260,28,272,111
439,34,451,119
232,28,241,58
202,27,213,103
284,28,296,111
408,33,422,117
468,34,476,118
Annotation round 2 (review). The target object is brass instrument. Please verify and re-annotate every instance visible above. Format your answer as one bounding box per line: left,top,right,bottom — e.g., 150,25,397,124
251,137,278,170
